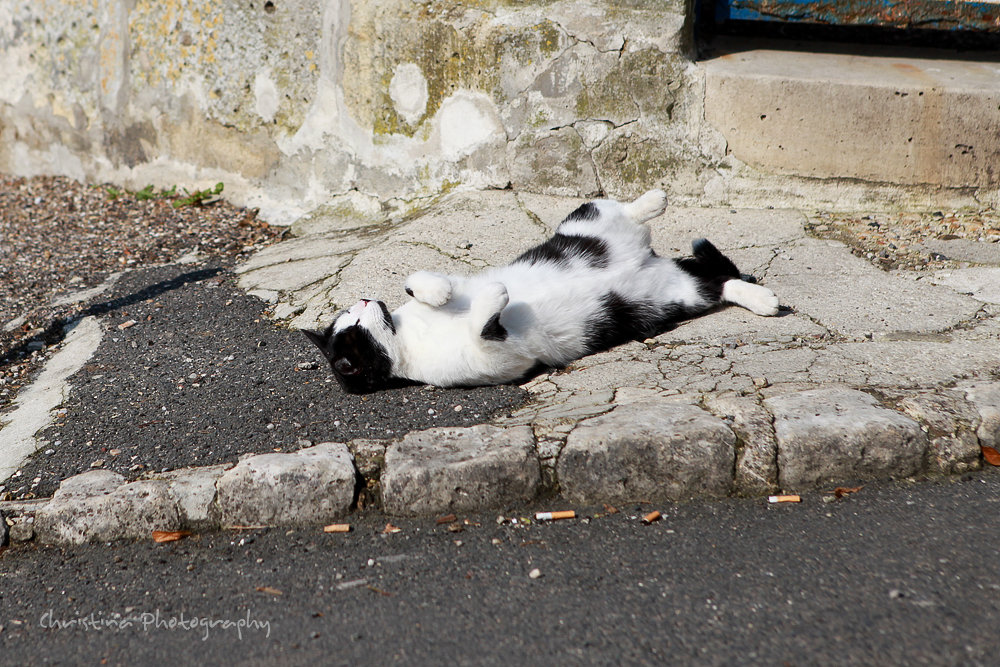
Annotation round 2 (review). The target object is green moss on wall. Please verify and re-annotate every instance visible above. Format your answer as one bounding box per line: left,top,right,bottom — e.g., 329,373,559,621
345,0,565,137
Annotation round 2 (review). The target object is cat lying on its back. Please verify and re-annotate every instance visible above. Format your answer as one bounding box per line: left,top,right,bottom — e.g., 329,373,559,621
304,190,779,393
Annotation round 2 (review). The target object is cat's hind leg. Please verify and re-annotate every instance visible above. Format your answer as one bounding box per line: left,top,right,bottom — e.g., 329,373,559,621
675,238,779,316
721,279,780,316
469,282,509,341
405,271,453,307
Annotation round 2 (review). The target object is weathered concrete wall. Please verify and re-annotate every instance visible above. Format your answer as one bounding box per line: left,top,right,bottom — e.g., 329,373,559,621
4,1,995,221
0,0,712,222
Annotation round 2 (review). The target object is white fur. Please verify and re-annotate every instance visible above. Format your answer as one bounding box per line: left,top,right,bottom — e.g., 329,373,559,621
721,280,780,316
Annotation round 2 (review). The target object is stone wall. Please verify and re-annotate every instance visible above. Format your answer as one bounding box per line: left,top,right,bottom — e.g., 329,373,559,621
0,0,723,222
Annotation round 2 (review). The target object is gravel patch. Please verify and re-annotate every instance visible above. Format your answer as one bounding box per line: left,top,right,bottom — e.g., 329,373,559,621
0,175,281,413
807,209,1000,271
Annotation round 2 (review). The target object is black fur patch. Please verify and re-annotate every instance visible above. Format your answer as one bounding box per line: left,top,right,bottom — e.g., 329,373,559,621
513,233,609,269
376,300,396,334
564,202,600,222
480,312,507,341
583,292,681,354
303,324,394,394
675,238,741,301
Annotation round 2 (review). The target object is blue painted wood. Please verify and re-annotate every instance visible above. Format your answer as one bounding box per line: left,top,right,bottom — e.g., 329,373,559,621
716,0,1000,31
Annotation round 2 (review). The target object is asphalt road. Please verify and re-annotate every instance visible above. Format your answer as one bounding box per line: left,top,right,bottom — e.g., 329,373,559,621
9,261,526,499
2,469,999,665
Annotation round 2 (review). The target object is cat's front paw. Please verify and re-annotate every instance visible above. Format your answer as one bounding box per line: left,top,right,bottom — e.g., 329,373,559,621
405,271,453,307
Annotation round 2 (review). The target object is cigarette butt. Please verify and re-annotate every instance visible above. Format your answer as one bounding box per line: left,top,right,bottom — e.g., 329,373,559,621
535,510,575,521
118,319,136,330
323,523,351,533
642,511,661,524
768,495,801,504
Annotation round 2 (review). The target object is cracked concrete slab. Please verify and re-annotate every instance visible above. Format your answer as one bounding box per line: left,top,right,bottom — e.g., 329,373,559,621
766,238,983,338
925,267,1000,304
704,393,778,495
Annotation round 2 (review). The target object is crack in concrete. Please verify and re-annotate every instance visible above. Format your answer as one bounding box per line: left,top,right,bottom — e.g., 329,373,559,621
514,193,556,237
399,240,479,269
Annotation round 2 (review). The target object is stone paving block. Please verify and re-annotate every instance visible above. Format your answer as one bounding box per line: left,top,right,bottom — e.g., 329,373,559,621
558,400,735,503
381,425,540,515
963,382,1000,448
151,464,231,529
898,392,982,474
765,388,927,489
216,443,356,527
705,394,778,495
35,470,182,545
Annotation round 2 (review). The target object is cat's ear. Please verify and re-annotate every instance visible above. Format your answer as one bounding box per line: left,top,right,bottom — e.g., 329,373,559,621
302,326,335,361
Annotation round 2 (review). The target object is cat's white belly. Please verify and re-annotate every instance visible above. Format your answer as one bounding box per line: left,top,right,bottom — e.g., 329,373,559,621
392,301,536,386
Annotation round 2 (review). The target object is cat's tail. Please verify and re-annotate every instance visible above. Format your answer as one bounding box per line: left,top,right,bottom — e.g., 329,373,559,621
690,238,740,280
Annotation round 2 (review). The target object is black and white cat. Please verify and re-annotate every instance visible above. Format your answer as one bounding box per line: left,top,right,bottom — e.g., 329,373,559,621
304,190,779,393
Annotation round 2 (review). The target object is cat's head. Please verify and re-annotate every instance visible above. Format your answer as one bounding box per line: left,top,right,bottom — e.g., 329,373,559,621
303,299,399,393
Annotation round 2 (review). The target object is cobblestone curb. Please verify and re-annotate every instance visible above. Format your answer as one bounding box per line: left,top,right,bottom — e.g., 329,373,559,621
4,381,998,545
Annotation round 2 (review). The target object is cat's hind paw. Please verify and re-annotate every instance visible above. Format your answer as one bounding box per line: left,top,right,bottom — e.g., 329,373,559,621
722,280,780,316
405,271,453,307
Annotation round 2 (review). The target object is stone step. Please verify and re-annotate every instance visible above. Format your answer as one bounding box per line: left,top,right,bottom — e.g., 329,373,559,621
703,48,1000,188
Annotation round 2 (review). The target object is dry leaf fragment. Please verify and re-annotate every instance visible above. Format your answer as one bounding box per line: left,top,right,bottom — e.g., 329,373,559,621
436,514,457,525
383,523,402,534
256,586,283,596
447,522,465,533
833,486,864,498
152,530,191,543
603,504,619,514
982,446,1000,466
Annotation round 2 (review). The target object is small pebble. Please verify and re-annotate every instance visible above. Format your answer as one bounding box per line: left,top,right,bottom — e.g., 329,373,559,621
529,568,542,579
